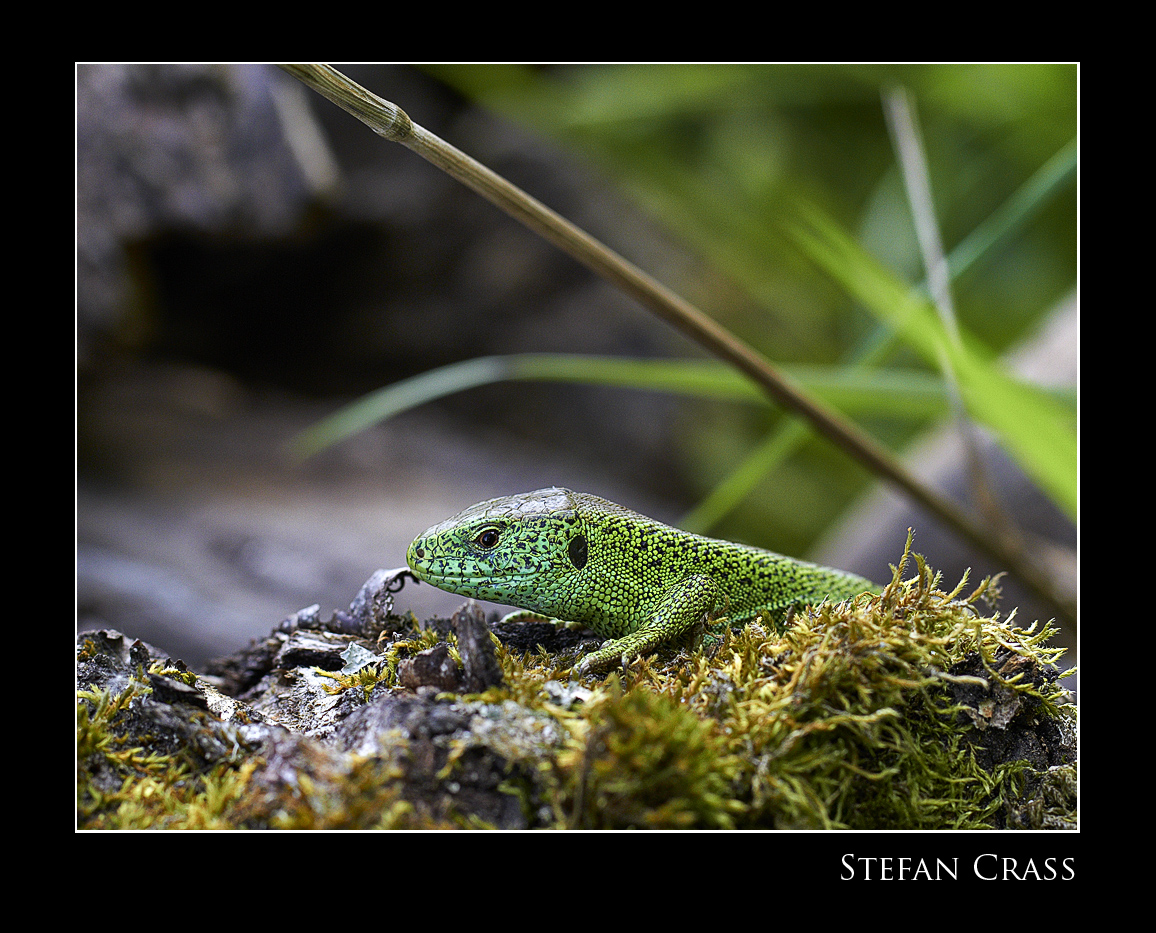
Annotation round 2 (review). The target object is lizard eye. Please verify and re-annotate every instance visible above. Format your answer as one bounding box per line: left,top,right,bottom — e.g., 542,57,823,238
474,526,501,549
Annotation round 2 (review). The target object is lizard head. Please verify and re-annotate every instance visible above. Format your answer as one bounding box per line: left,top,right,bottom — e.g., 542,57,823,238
406,487,589,610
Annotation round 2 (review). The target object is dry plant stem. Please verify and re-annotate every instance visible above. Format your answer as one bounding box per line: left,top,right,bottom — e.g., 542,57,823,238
883,87,1038,590
279,64,1073,628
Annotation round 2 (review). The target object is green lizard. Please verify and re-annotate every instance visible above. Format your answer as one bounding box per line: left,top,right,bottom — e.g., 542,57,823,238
406,486,877,676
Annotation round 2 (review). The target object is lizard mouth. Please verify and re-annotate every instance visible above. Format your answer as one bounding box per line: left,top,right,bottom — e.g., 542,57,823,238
407,541,506,585
407,540,551,605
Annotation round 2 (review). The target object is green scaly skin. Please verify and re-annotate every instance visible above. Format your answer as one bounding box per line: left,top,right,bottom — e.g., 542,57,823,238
407,487,877,676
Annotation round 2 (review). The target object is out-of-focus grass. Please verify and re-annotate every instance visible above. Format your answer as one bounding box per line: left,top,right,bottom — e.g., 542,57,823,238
429,65,1075,539
298,64,1075,557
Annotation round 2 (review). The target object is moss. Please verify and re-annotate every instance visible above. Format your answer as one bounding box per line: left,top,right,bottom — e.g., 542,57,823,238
631,544,1076,829
556,677,746,829
77,680,251,830
317,663,395,703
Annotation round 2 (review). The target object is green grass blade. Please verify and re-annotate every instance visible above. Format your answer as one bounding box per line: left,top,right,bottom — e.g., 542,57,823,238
289,356,510,459
789,206,1076,519
684,137,1077,532
946,137,1076,283
679,421,811,532
289,353,956,460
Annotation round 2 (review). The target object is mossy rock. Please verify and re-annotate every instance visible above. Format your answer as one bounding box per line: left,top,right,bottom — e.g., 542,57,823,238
76,542,1076,830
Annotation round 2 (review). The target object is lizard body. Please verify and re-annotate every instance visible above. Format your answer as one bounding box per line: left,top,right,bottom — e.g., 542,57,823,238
406,486,877,675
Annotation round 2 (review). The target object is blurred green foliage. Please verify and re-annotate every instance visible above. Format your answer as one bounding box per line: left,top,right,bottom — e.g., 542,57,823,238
413,64,1076,552
298,65,1074,559
425,64,1074,345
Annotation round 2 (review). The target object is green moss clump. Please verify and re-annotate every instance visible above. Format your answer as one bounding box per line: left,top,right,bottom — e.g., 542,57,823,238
557,678,746,829
621,544,1076,829
77,679,251,830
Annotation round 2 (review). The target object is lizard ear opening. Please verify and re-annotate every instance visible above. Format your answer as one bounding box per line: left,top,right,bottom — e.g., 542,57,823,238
567,534,588,570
